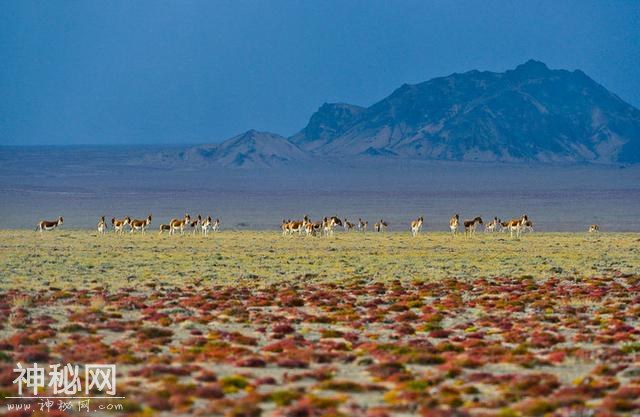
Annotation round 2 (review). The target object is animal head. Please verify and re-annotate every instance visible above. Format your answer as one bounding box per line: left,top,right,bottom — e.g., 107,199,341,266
58,216,64,224
111,218,116,225
184,214,191,223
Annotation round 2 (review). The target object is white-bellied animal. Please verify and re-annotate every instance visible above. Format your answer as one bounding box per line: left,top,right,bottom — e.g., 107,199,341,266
343,218,354,232
187,215,201,235
97,216,107,235
282,219,291,236
285,218,304,236
36,216,64,233
323,216,342,237
130,215,152,234
374,219,388,232
169,214,191,235
484,217,500,232
357,218,368,232
159,224,171,234
523,219,534,233
449,214,459,236
211,218,220,232
589,224,600,233
463,216,483,236
111,216,131,234
200,215,212,236
411,216,423,237
505,214,529,238
304,220,315,236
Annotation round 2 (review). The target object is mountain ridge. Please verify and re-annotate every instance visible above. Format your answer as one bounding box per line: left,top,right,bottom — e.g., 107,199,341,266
160,60,640,167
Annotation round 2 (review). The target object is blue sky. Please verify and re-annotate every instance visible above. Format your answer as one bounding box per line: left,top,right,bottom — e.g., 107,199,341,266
1,0,639,145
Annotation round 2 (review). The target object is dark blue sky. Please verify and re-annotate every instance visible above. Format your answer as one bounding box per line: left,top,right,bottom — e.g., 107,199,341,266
1,1,639,145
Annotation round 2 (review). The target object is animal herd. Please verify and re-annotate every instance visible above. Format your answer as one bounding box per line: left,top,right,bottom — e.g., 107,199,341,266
280,214,536,239
36,214,221,236
35,214,601,237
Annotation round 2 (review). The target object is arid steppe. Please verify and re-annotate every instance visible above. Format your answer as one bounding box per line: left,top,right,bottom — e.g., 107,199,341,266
1,230,639,416
1,230,638,290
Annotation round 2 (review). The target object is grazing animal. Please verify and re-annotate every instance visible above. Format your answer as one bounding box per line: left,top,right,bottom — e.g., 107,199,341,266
449,214,459,236
130,215,152,234
169,214,191,235
505,214,529,239
464,216,483,236
97,216,107,235
111,216,131,234
589,224,600,233
343,218,355,232
357,218,368,232
212,218,220,232
201,216,212,236
484,217,500,233
159,224,171,234
36,216,64,233
411,216,423,237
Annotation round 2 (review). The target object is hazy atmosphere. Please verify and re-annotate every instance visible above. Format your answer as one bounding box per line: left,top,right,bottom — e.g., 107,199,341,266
1,0,639,145
2,3,640,417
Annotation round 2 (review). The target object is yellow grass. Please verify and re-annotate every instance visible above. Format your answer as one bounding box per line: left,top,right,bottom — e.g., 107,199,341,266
0,230,638,291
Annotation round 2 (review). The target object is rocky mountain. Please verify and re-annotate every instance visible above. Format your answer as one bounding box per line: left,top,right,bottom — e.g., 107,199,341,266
171,130,307,168
289,103,365,151
150,60,640,167
292,60,640,163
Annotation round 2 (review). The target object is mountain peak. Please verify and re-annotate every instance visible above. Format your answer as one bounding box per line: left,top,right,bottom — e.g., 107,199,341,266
512,59,550,76
290,61,640,163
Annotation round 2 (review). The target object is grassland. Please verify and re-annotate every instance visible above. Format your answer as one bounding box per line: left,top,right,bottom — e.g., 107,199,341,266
0,230,638,291
1,230,640,416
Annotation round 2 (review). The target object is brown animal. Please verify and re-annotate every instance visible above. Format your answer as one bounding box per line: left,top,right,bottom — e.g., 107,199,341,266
97,216,107,235
111,216,131,234
169,214,191,235
505,214,529,238
411,216,423,237
36,216,64,233
449,214,459,236
130,215,152,234
463,216,483,236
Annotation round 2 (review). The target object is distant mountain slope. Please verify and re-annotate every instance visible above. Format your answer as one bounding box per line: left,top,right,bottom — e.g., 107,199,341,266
292,60,640,163
289,103,365,151
175,130,308,168
148,60,640,167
